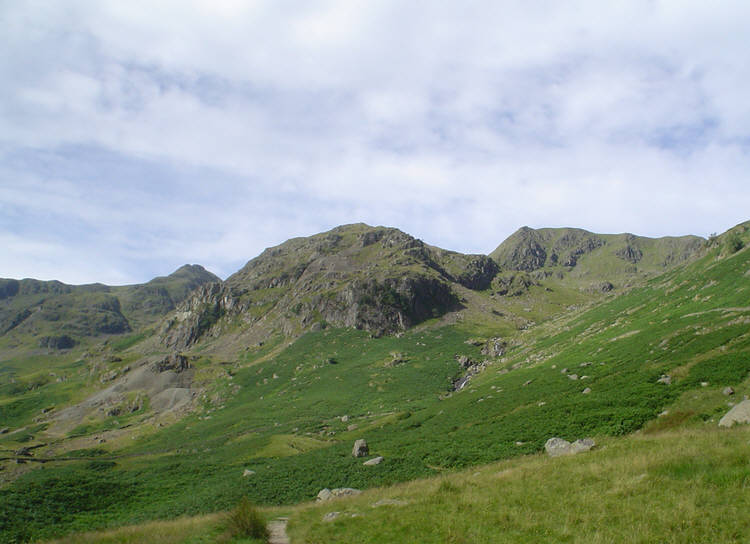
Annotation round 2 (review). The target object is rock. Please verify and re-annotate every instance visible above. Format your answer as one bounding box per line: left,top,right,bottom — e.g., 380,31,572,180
571,438,596,453
567,374,579,380
719,399,750,427
38,334,77,350
481,337,507,357
317,488,333,501
582,387,591,394
243,469,256,477
523,380,533,386
657,375,672,385
317,488,362,501
701,381,709,387
544,437,595,457
0,428,8,434
153,353,190,373
341,415,349,423
323,511,341,522
352,439,369,457
363,456,384,466
347,424,358,431
560,368,568,374
723,387,735,396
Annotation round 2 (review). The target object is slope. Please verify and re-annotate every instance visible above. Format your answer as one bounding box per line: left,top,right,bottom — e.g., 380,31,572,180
0,222,746,542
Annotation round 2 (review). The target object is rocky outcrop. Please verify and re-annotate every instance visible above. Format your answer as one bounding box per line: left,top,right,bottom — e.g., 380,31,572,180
38,334,77,350
452,355,493,391
158,225,470,342
160,282,241,349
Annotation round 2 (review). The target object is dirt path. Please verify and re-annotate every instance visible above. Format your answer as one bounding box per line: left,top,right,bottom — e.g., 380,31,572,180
268,517,290,544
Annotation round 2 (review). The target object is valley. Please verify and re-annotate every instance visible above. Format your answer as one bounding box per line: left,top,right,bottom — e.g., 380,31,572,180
1,221,749,543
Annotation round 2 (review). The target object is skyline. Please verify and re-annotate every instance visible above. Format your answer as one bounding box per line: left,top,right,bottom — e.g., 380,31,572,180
2,1,750,284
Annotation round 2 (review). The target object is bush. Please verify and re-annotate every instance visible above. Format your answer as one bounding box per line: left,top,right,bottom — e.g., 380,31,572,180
225,497,268,540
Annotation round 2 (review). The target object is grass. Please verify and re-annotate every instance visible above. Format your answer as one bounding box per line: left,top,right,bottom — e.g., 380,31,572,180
288,425,750,543
2,225,750,542
36,424,750,543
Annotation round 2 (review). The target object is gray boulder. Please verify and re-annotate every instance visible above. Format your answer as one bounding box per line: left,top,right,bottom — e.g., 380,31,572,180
719,399,750,427
545,437,595,457
317,488,362,501
352,439,369,457
723,386,735,396
363,456,384,466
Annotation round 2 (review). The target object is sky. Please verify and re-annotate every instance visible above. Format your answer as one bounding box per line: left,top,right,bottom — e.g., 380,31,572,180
2,1,750,285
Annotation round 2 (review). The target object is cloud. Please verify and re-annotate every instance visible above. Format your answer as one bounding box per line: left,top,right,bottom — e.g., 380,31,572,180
1,1,749,283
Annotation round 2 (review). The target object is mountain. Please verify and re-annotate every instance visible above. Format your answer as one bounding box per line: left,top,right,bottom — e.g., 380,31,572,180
490,226,704,292
0,264,219,358
159,224,498,350
2,221,749,543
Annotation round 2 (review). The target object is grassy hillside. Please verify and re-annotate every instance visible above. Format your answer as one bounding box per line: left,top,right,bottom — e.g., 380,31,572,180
1,222,747,542
490,226,704,293
37,425,750,543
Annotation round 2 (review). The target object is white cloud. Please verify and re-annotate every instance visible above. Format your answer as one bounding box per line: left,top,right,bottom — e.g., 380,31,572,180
1,1,749,283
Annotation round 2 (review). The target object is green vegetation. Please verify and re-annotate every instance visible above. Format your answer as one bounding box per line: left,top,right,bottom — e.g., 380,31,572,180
1,221,749,542
224,497,268,541
288,425,750,543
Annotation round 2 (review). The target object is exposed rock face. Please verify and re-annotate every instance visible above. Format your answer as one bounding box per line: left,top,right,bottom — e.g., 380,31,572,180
160,282,240,349
719,400,750,427
352,439,369,457
544,437,596,457
38,335,77,350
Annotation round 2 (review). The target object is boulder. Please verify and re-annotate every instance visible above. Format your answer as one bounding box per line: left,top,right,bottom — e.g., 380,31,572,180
582,387,592,394
363,456,384,466
657,375,671,385
317,488,362,502
723,386,735,396
242,469,255,477
571,438,596,454
719,399,750,427
544,437,595,457
352,439,369,457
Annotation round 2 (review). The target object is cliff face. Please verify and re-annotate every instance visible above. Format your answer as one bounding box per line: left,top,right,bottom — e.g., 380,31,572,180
158,224,498,348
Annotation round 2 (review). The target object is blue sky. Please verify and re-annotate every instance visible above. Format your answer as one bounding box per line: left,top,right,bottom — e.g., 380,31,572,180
2,1,750,284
